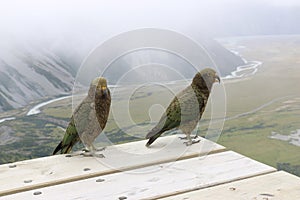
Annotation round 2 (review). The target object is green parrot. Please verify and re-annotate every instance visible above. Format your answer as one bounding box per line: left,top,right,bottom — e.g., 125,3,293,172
146,68,220,147
53,77,111,156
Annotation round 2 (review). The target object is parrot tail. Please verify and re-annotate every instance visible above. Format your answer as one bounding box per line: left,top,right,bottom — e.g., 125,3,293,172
146,135,159,147
53,141,62,155
145,128,164,147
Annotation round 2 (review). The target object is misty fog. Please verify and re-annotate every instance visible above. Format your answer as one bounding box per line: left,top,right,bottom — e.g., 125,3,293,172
0,0,299,110
1,0,299,63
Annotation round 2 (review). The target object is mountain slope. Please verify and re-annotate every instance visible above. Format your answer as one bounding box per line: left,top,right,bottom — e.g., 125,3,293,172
0,35,245,111
0,43,76,111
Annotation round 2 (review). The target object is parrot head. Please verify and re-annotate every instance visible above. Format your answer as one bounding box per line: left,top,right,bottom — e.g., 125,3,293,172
192,68,220,91
91,77,109,98
201,68,221,84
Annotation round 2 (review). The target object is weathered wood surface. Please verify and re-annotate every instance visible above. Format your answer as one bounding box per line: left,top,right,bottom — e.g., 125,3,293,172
0,135,224,196
162,171,300,200
1,151,275,200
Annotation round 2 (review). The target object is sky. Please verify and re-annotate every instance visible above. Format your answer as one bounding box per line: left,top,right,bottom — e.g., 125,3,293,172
0,0,299,49
263,0,300,6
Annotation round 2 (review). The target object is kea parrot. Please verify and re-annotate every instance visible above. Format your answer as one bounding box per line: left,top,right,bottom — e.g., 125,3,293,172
53,77,111,156
146,68,220,147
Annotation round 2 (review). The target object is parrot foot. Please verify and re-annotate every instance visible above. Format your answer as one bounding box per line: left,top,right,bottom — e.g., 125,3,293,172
193,135,200,139
80,152,92,156
179,136,188,140
95,147,106,152
179,135,199,140
82,148,90,152
81,152,105,158
84,144,106,152
82,147,105,152
94,153,105,158
183,138,201,146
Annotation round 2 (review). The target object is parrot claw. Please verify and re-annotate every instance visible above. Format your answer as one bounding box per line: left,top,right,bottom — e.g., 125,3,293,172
82,148,90,152
94,153,105,158
179,135,199,140
183,138,201,146
82,145,105,153
193,135,200,139
81,152,105,158
179,136,188,140
192,137,201,144
96,147,106,152
183,141,191,146
80,152,92,156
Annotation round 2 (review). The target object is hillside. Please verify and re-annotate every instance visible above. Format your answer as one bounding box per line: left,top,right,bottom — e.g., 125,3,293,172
0,36,244,111
0,42,76,111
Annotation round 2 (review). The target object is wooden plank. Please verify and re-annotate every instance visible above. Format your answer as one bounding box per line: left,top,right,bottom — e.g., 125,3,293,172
0,151,276,200
0,135,224,196
162,171,300,200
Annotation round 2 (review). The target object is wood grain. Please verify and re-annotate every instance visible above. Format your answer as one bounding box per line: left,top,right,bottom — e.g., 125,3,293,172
0,135,224,196
162,171,300,200
1,151,275,200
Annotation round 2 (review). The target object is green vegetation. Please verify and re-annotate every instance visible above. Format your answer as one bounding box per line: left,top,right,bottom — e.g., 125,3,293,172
0,115,66,164
215,35,300,171
277,163,300,177
217,98,300,168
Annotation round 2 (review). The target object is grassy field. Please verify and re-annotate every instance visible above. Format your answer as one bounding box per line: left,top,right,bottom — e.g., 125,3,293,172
216,35,300,173
1,35,299,176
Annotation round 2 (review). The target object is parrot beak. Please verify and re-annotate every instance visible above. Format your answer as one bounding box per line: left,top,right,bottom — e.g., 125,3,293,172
101,86,108,97
215,75,221,83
